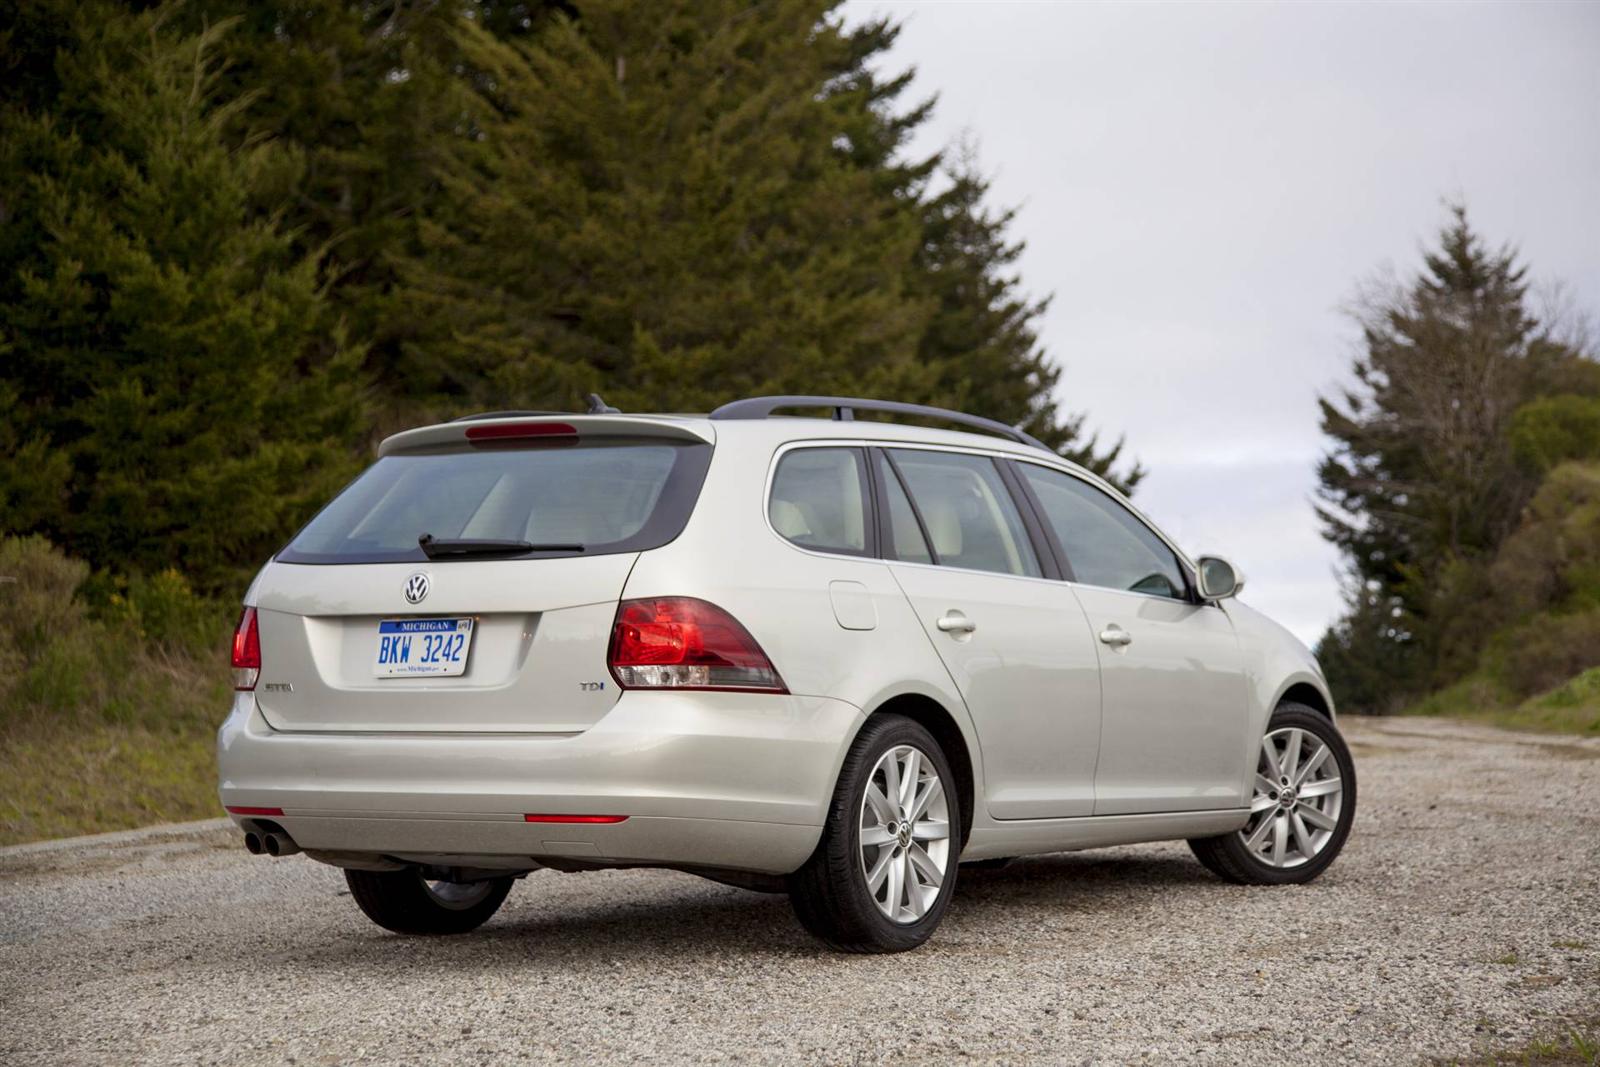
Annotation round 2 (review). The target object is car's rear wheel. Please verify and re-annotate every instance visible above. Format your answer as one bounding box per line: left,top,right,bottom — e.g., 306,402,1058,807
345,868,513,935
1189,702,1356,885
788,714,960,953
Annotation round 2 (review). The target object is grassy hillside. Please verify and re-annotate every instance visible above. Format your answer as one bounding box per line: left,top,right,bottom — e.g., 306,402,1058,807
0,537,230,846
1402,461,1600,736
1405,668,1600,736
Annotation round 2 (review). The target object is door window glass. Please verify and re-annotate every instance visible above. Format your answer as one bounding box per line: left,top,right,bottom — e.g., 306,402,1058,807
769,448,870,555
1019,464,1187,599
880,459,933,564
888,450,1040,577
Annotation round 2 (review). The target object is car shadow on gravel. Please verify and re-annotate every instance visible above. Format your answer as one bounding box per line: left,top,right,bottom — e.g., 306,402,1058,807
240,848,1221,971
950,851,1217,916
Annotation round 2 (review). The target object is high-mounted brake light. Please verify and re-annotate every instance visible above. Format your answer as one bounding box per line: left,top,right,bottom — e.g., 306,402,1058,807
608,597,787,693
464,421,578,445
523,813,629,824
231,607,261,691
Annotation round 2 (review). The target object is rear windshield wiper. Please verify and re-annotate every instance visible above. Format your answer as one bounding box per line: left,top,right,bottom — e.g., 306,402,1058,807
417,533,585,559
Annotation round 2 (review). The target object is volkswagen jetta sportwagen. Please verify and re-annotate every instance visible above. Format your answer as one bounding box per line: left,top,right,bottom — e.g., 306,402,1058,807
218,395,1355,952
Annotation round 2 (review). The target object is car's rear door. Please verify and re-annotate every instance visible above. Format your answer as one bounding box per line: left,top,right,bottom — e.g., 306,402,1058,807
875,447,1104,819
1011,461,1250,815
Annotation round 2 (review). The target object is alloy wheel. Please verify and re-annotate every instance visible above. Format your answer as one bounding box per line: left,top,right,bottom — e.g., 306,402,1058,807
1237,726,1345,868
858,744,952,923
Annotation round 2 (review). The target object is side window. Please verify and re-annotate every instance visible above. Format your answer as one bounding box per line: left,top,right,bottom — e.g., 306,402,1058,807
769,447,870,555
1019,463,1187,599
878,456,933,564
888,449,1041,578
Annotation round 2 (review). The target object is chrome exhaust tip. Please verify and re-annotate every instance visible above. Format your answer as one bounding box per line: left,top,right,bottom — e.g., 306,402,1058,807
262,832,301,858
243,832,264,855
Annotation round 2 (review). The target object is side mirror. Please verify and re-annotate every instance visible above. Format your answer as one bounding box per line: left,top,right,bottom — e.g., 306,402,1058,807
1196,555,1245,600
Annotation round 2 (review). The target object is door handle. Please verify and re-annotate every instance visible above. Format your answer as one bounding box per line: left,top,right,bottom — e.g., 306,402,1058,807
1098,625,1132,647
936,611,976,635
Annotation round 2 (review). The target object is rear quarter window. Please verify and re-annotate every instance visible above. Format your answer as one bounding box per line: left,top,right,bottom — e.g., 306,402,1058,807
768,447,871,556
279,440,711,564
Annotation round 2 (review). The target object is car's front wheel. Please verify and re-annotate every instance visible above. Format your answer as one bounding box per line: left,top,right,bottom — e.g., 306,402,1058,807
788,714,961,953
345,868,514,935
1189,702,1356,885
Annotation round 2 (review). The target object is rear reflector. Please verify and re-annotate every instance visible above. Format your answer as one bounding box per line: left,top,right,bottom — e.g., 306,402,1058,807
523,813,629,824
226,805,284,816
607,597,787,692
465,421,577,444
231,607,261,691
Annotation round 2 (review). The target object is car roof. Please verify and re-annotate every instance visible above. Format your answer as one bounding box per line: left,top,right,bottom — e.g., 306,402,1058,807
382,411,1098,480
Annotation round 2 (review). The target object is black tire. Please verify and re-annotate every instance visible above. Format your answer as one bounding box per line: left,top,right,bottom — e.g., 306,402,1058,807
788,714,962,953
1188,702,1357,885
345,868,513,935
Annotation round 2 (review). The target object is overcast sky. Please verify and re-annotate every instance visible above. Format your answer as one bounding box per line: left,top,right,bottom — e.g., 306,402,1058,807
844,0,1600,646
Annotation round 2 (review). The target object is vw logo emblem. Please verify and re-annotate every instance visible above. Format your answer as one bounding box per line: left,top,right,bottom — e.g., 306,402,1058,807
403,572,430,605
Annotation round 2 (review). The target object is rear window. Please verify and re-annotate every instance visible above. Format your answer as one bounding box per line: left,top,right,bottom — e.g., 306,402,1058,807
278,440,712,564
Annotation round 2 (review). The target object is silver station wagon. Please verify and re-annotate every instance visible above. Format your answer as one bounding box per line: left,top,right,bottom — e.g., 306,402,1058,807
219,396,1355,952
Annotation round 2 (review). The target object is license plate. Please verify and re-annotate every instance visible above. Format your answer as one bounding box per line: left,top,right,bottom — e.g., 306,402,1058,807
373,618,475,677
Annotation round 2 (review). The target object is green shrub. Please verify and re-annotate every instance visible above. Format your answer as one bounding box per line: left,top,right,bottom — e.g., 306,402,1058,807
96,568,228,653
1510,395,1600,474
1483,610,1600,700
0,534,92,661
0,535,229,842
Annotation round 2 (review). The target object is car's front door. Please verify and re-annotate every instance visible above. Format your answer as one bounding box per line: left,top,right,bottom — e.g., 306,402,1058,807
875,448,1104,820
1013,462,1251,815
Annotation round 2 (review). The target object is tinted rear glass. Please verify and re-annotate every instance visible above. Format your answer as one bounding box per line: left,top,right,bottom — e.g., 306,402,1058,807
279,440,711,564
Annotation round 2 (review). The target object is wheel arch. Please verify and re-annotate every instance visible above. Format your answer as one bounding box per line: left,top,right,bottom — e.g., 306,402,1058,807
862,693,975,850
1277,678,1336,721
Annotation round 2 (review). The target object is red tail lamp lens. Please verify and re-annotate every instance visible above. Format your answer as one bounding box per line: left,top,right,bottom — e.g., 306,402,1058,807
231,607,260,691
226,805,283,817
608,597,787,692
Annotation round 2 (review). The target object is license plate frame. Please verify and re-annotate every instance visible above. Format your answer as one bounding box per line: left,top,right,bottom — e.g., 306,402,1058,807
373,617,475,678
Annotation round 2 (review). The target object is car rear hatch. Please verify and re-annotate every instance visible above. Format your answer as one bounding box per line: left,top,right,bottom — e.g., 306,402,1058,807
249,415,713,734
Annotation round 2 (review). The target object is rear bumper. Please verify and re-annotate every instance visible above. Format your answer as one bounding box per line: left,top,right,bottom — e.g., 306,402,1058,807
216,689,862,875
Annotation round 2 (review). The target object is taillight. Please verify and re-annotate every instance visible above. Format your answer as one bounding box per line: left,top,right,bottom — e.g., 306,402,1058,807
231,607,261,691
608,597,787,693
464,421,577,445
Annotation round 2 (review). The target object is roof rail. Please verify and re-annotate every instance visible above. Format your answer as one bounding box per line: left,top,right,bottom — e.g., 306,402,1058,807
707,395,1053,453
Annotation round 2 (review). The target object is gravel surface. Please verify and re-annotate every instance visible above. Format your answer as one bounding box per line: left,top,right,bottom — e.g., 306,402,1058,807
3,716,1597,1065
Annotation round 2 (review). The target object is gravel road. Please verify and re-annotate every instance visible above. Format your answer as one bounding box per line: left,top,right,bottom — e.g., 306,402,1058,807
3,716,1597,1065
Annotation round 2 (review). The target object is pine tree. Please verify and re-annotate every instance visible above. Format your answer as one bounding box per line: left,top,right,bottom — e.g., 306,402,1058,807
168,0,554,411
1317,208,1540,605
397,0,933,419
1313,206,1595,705
911,151,1141,491
385,1,1140,489
0,2,364,593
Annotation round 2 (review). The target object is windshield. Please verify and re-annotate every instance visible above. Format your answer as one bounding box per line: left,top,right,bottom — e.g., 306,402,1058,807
279,440,711,564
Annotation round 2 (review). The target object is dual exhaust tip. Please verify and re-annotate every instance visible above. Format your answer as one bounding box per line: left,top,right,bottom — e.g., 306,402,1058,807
242,830,300,858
